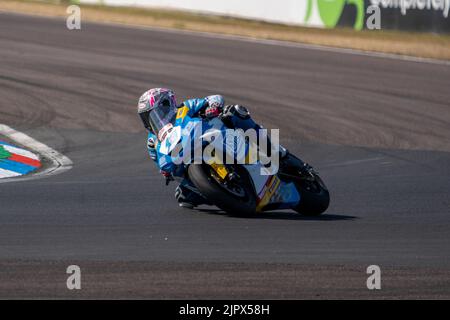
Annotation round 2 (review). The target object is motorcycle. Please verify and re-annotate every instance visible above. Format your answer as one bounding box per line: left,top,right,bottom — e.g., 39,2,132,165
153,105,330,216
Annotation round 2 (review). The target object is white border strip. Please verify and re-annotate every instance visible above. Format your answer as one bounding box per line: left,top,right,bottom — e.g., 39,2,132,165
0,168,22,178
0,124,73,183
2,144,40,161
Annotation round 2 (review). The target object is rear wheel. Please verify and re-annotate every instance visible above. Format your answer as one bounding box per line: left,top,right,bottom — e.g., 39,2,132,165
294,173,330,216
188,164,256,215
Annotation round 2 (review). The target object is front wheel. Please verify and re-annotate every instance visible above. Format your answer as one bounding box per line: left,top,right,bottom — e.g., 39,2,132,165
188,164,256,215
294,173,330,216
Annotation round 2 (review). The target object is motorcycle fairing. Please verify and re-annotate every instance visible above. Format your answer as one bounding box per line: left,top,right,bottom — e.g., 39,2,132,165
159,125,181,155
245,164,301,212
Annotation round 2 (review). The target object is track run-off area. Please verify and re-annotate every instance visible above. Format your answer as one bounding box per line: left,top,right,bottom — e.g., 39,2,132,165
0,13,449,298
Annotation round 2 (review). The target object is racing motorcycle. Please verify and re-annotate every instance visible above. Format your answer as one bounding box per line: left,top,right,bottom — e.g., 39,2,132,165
153,105,330,216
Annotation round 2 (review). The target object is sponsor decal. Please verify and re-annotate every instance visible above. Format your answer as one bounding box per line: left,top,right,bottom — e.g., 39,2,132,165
176,106,189,120
157,123,174,142
371,0,449,17
305,0,365,30
256,176,281,212
304,0,448,31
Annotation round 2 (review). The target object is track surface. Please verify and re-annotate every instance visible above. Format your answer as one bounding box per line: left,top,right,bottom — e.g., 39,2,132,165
1,13,450,298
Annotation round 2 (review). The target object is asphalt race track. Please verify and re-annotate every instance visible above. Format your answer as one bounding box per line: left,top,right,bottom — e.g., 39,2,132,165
0,13,449,299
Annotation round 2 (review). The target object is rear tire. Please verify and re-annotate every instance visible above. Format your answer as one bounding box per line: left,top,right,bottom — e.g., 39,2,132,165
294,174,330,216
188,164,256,215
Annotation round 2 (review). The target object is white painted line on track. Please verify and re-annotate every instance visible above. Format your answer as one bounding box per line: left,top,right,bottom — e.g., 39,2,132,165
0,124,73,183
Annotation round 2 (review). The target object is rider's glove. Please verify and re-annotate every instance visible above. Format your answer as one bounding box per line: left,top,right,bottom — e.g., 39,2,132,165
204,95,224,119
161,170,174,185
205,105,221,118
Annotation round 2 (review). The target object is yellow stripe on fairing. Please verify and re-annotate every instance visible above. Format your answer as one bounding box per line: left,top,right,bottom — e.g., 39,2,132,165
256,176,281,212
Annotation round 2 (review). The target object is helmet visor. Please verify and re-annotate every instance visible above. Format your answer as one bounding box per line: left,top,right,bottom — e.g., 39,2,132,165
148,97,177,140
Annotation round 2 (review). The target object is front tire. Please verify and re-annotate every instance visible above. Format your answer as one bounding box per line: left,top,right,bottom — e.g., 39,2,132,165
188,164,256,215
294,174,330,216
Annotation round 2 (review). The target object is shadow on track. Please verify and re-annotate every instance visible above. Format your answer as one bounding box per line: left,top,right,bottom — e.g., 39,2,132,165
195,208,357,221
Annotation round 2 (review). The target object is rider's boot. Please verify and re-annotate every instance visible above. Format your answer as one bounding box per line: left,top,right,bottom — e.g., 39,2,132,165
175,182,210,209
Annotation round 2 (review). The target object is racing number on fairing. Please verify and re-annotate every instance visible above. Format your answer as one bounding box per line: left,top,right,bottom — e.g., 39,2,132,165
159,126,182,155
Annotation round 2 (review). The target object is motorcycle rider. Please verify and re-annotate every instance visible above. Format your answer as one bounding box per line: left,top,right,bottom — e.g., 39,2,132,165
137,87,287,208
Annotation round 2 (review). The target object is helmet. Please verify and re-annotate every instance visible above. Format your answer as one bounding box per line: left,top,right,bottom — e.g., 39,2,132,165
138,88,177,135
